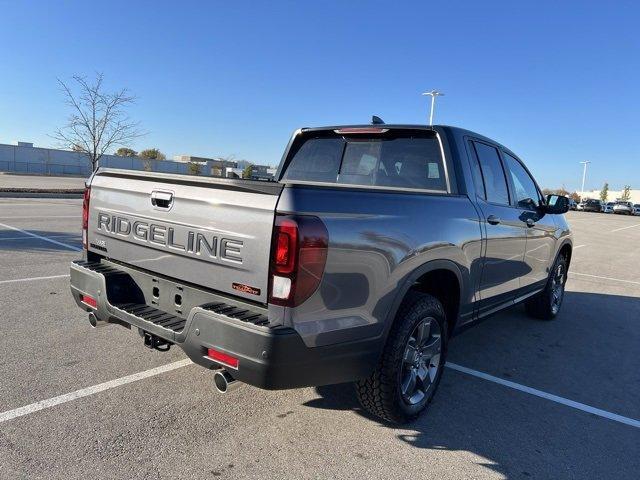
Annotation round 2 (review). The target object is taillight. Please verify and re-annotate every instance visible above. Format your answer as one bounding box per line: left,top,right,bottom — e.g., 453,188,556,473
269,214,328,307
333,127,389,134
274,218,297,274
82,186,90,249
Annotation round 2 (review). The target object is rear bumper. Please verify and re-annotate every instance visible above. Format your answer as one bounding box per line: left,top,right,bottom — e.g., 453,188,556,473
70,260,380,389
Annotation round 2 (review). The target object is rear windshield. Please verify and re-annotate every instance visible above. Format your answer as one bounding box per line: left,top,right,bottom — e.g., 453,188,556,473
281,131,447,191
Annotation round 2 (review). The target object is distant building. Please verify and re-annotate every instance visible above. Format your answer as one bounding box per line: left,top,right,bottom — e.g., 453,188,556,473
249,164,277,181
173,155,238,177
236,159,252,170
581,189,640,204
225,167,243,178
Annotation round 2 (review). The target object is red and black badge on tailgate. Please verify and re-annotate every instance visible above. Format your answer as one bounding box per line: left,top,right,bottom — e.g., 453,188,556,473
232,283,261,296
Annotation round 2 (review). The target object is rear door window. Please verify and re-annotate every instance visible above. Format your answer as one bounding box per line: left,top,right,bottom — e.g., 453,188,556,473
468,141,487,200
282,132,447,191
471,141,510,205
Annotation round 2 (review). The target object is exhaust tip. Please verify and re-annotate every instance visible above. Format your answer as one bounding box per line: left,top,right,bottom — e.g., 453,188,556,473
88,312,99,328
88,312,112,329
213,370,238,393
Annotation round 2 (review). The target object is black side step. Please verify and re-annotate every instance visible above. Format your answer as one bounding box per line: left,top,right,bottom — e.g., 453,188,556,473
201,302,271,327
114,302,187,333
73,260,273,331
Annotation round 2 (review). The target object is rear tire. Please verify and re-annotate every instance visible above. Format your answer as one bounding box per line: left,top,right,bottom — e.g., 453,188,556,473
525,254,568,320
356,292,448,424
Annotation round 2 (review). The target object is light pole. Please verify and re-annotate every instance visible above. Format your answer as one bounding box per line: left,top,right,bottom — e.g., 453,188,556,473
580,161,591,196
422,90,444,126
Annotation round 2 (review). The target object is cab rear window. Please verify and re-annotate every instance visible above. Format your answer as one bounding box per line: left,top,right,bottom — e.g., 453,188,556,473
281,131,447,191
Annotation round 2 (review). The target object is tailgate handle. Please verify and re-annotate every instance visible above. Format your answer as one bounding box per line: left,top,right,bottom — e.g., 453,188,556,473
151,191,173,209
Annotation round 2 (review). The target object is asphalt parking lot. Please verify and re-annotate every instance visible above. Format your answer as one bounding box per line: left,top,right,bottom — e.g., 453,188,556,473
0,200,638,479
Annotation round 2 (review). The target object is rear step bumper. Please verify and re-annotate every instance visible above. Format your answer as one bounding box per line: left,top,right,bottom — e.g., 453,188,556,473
69,260,381,389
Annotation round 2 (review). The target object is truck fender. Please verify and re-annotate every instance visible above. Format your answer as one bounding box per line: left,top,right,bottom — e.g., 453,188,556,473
553,238,573,270
379,259,465,345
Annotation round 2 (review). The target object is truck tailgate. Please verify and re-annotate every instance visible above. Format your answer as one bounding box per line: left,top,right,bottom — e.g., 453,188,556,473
87,169,283,303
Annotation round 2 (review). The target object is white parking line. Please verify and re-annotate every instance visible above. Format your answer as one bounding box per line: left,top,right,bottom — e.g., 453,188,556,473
0,274,70,285
0,222,81,251
446,362,640,429
0,234,79,242
573,244,586,249
611,223,640,233
570,272,640,286
0,203,80,207
1,358,636,427
0,359,193,424
0,216,78,219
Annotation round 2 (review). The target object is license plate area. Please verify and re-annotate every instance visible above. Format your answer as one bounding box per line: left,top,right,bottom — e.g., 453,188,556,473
101,259,269,326
150,276,188,317
104,264,192,319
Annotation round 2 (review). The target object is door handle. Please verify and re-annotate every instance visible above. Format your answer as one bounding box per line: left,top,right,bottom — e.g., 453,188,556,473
487,215,501,225
525,218,535,228
151,190,173,209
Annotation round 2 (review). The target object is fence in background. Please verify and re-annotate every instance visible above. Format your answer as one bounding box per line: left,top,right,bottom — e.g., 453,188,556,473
0,143,204,177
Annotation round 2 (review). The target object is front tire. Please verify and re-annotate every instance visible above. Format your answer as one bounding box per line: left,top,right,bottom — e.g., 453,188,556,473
356,292,448,424
525,254,568,320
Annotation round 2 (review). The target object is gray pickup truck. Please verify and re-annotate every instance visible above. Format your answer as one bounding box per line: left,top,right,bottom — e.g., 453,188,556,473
70,123,571,423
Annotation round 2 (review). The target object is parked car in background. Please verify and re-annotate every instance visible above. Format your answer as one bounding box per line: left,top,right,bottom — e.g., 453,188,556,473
583,199,602,212
613,201,634,215
576,201,585,211
634,204,640,216
603,202,615,213
568,198,577,210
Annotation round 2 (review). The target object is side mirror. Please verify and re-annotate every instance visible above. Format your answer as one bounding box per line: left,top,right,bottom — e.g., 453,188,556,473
544,194,570,214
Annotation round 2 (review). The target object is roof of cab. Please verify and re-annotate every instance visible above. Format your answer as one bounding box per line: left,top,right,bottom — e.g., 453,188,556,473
300,124,508,153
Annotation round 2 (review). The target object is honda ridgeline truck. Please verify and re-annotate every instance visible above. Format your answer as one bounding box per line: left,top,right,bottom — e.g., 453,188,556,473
70,124,572,423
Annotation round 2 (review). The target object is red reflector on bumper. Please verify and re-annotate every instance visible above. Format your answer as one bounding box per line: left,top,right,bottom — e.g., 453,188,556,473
81,294,97,309
207,348,239,369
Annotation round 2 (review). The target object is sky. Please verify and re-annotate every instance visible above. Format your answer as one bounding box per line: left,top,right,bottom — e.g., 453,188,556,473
0,0,638,191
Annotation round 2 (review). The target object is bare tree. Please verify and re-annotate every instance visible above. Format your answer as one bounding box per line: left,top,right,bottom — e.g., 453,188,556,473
53,73,144,171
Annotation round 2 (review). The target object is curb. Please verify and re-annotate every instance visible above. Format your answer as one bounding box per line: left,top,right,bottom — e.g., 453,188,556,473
0,172,88,179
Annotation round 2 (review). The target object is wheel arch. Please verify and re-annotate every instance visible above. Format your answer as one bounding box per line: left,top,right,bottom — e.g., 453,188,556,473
383,260,465,342
557,239,573,269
